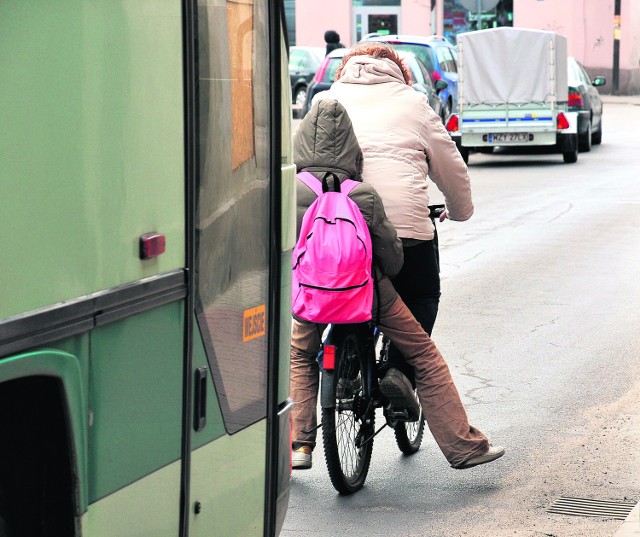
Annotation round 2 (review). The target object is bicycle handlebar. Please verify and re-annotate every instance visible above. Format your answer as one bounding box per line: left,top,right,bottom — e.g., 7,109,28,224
428,204,445,220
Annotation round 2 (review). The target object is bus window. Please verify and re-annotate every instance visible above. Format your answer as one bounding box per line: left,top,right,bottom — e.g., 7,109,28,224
195,1,272,434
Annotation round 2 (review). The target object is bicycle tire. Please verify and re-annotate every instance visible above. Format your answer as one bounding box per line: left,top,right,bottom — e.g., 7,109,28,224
393,391,425,455
321,332,374,495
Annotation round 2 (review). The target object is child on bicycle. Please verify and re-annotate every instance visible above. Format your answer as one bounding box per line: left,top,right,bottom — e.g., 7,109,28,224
290,98,504,470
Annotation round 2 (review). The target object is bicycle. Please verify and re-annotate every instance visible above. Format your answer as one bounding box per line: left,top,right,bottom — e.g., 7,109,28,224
318,204,444,495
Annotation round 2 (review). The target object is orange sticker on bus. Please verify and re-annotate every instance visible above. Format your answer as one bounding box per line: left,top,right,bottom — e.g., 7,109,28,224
243,305,266,342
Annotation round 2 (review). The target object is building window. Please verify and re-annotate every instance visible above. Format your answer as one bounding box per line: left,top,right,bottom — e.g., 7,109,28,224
353,0,400,5
444,0,512,43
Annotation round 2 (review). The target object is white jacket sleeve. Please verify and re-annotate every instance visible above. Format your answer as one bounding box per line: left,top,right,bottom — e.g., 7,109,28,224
420,109,474,222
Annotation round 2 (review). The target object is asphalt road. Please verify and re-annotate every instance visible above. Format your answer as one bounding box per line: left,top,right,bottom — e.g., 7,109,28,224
282,100,640,537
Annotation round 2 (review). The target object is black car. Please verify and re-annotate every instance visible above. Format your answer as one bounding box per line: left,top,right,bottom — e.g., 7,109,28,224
289,46,324,108
568,56,606,151
302,48,448,121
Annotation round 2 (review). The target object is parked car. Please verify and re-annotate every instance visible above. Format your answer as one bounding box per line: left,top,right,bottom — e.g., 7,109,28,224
302,48,348,117
289,46,324,108
567,56,606,151
397,50,448,120
365,34,459,120
302,48,448,121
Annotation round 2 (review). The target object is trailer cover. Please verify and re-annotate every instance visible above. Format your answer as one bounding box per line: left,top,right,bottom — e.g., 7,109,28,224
458,27,568,105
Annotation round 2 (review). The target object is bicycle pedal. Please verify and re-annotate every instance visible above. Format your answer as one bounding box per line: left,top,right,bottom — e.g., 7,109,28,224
385,405,409,421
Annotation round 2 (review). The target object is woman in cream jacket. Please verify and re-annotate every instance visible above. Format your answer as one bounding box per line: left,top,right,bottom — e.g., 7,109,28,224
316,41,473,375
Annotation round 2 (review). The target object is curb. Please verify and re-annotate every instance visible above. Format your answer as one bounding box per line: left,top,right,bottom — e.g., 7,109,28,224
600,94,640,106
614,502,640,536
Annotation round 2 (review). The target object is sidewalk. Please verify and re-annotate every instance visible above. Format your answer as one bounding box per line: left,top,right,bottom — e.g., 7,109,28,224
614,502,640,536
601,94,640,106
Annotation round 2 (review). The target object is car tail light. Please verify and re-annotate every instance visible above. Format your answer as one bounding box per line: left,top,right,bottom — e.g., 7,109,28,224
557,112,570,130
445,114,459,132
568,88,583,108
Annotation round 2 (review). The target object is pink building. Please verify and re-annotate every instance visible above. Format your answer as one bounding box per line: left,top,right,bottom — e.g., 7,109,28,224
514,0,640,94
292,0,639,94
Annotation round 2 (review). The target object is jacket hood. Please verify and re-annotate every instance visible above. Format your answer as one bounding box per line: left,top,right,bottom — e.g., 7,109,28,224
337,55,406,85
293,99,363,180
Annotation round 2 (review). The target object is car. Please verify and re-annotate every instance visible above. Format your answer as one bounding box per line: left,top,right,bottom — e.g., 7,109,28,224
396,50,448,121
289,46,325,108
302,48,348,117
302,48,448,121
365,34,459,120
567,56,606,151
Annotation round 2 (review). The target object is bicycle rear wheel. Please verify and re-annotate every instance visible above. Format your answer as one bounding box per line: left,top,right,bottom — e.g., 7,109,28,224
321,332,374,495
393,390,425,455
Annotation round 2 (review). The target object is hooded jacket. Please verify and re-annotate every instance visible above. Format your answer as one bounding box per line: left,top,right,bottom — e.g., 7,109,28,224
316,55,474,241
293,99,403,312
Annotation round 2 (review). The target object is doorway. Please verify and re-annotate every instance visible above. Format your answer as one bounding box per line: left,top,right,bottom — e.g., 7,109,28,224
353,6,401,42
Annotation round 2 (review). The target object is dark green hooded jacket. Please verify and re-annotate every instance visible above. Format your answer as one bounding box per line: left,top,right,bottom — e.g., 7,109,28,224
293,98,403,311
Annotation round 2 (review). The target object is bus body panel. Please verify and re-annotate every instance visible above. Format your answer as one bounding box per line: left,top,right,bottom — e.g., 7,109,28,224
189,422,267,537
82,460,181,537
0,0,185,320
88,303,184,501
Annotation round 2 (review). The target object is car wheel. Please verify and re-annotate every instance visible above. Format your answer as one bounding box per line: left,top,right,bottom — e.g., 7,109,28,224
578,120,592,152
294,86,307,108
563,148,578,163
592,127,602,145
459,146,469,164
443,100,451,121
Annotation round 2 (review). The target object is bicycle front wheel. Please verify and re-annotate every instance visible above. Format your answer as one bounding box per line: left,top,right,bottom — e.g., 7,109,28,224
394,389,425,455
321,333,374,495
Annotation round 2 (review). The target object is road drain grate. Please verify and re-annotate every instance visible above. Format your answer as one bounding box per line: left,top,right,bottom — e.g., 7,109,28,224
547,497,637,520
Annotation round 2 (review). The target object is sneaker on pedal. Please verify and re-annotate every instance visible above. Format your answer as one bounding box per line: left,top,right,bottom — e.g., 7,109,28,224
292,446,312,470
379,368,420,420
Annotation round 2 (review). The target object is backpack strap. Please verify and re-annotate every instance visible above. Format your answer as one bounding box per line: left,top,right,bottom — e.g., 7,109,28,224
296,171,323,197
340,179,360,196
297,172,360,197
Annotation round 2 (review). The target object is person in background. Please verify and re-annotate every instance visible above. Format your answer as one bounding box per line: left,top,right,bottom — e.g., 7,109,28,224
290,98,504,472
324,30,345,56
314,41,472,385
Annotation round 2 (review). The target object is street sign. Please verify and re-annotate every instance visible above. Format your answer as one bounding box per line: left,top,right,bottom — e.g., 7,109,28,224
459,0,499,12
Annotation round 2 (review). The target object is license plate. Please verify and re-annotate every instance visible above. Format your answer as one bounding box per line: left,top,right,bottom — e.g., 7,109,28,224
488,133,531,143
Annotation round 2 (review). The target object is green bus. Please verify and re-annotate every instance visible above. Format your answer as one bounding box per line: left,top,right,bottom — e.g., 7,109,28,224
0,1,296,536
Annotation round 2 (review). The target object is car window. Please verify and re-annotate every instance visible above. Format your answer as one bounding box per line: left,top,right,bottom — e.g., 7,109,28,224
392,44,436,74
323,57,342,83
309,49,324,66
445,47,457,72
289,49,307,70
568,59,589,85
416,59,435,90
450,46,458,64
407,58,424,85
578,62,593,85
437,47,456,73
567,61,581,84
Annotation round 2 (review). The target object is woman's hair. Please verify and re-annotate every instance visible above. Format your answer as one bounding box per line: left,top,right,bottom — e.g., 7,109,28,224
335,42,412,85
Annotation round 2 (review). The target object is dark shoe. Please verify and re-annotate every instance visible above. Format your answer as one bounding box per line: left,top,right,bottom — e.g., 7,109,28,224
379,368,420,420
452,445,505,469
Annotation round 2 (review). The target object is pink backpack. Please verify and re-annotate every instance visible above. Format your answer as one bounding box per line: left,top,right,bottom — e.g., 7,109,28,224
292,171,373,324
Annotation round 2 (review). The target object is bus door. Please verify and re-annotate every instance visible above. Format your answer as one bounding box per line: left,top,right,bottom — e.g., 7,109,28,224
184,2,293,536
